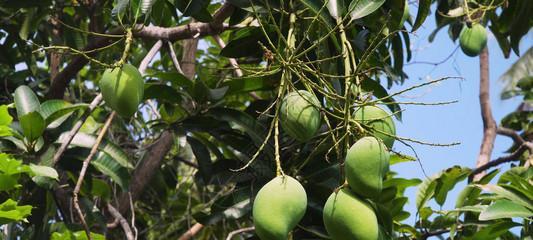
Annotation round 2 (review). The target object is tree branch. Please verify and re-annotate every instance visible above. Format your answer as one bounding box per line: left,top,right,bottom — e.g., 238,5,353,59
473,47,497,182
52,93,103,166
139,40,163,75
73,111,115,239
46,2,236,99
178,223,204,240
497,127,526,146
166,41,184,75
107,203,134,240
117,131,174,215
469,142,532,180
226,226,255,240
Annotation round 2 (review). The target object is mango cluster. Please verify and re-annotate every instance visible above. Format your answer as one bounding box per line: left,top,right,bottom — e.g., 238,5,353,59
323,106,395,240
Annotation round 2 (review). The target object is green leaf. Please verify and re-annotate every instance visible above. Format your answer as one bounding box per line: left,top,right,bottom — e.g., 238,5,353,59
412,0,430,31
0,199,33,225
416,176,437,211
57,132,133,169
462,221,520,240
389,154,415,165
29,164,58,180
479,199,533,221
0,174,19,191
220,26,275,58
144,83,183,103
348,0,385,20
434,166,469,206
223,74,278,95
19,111,45,142
187,136,213,183
14,85,40,117
19,8,35,40
477,184,533,210
39,100,88,128
0,105,13,126
141,0,156,14
298,0,336,29
175,0,212,22
0,153,30,175
92,152,130,191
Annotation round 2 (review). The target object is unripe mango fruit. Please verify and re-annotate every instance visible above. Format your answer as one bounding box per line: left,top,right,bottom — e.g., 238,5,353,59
280,90,321,142
345,137,390,199
323,188,379,240
353,106,396,148
459,23,487,57
99,64,144,118
253,176,307,240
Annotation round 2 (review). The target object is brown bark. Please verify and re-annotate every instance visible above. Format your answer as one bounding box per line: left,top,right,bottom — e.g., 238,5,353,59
46,3,235,99
180,37,199,79
117,131,174,215
473,47,497,182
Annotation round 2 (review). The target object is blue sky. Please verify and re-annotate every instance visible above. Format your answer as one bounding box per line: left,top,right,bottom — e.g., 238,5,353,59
388,5,531,224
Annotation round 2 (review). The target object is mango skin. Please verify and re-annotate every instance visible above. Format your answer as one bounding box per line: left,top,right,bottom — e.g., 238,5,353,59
99,64,144,118
253,176,307,240
459,24,487,57
323,188,379,240
353,106,396,148
280,90,321,142
345,137,390,199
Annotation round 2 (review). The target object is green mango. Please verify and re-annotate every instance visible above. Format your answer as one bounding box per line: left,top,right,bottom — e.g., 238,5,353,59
459,23,487,57
345,137,390,199
323,188,379,240
353,106,396,148
280,90,321,142
99,64,144,118
253,176,307,240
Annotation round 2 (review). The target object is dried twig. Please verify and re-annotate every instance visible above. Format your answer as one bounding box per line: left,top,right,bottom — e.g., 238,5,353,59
178,223,204,240
139,40,163,75
52,93,103,166
73,111,116,239
166,41,184,75
473,47,497,182
107,203,134,240
225,226,255,240
469,142,532,180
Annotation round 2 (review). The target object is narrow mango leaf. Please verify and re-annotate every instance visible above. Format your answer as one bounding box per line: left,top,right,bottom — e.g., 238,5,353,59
479,199,533,221
477,184,533,210
416,177,437,211
412,0,431,31
19,8,35,40
187,136,213,183
19,111,45,142
299,0,336,29
434,166,469,206
141,0,156,14
14,85,40,117
389,154,415,165
326,0,340,19
92,153,130,191
57,132,133,168
348,0,385,20
29,164,58,180
39,100,88,128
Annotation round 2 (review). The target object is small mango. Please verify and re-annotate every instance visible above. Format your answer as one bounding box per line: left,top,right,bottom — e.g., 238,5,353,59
353,105,396,148
253,176,307,240
280,90,321,142
459,23,487,57
99,64,144,118
323,188,379,240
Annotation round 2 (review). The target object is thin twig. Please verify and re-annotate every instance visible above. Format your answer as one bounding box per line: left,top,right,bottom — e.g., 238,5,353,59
139,40,163,75
225,227,255,240
497,127,526,146
166,41,185,75
212,34,260,100
52,93,103,166
473,47,497,182
469,142,532,181
178,223,204,240
73,111,116,239
107,203,134,240
129,193,138,240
